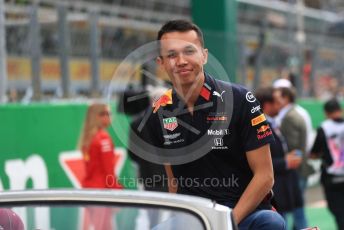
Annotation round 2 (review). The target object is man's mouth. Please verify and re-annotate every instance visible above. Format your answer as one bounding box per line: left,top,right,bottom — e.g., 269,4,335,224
177,69,192,75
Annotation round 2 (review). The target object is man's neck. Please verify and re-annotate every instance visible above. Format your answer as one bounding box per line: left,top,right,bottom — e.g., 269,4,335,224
175,74,205,114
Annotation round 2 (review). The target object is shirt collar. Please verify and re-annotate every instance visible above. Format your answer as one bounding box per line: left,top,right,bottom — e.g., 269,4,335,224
169,72,215,113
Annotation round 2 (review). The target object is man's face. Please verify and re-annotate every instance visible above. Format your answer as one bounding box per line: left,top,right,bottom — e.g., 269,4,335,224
273,89,288,111
263,101,279,117
157,30,208,88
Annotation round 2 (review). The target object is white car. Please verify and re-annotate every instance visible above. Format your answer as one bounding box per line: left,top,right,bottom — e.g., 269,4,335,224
0,189,237,230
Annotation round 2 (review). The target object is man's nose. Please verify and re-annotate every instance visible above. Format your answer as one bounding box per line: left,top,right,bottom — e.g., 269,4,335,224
176,53,187,66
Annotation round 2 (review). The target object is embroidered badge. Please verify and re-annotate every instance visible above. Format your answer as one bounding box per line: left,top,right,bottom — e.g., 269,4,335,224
153,89,172,113
163,117,178,131
251,114,266,126
256,125,272,140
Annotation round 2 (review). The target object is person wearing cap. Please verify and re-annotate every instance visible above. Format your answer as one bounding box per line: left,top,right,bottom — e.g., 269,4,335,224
273,78,314,153
310,98,344,230
134,19,285,229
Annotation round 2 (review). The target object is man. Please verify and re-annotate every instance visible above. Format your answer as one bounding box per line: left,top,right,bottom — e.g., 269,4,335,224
255,87,303,227
135,20,285,229
311,98,344,230
273,79,314,154
273,86,311,229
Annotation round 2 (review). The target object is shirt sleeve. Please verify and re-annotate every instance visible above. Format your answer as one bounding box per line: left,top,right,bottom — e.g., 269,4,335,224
237,87,275,152
311,127,326,156
311,127,333,167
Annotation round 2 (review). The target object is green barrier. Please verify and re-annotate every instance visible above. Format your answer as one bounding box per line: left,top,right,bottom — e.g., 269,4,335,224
1,99,343,189
0,102,136,189
0,102,137,229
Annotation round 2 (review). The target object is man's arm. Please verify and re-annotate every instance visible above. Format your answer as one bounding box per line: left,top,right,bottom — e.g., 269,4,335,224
232,144,274,224
164,164,178,193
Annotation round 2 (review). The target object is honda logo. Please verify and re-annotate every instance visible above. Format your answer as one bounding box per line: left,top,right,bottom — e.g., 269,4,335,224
214,138,223,147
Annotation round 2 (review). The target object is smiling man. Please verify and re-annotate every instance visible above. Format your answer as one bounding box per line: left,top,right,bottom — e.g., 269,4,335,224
134,20,285,229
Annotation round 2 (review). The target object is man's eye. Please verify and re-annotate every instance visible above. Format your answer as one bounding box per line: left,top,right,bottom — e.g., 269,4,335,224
184,48,196,55
167,52,177,58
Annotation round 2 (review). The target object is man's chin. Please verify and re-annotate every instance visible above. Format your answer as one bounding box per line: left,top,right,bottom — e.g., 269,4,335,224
177,78,197,87
171,73,203,88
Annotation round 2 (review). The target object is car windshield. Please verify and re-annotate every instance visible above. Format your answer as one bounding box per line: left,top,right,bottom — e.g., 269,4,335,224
0,203,205,230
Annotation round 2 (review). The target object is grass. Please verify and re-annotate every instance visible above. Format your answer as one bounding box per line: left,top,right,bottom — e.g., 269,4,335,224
285,207,336,230
306,207,336,230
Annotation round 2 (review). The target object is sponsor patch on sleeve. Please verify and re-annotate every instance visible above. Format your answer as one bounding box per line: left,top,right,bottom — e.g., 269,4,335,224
153,89,173,113
256,124,273,140
251,114,266,126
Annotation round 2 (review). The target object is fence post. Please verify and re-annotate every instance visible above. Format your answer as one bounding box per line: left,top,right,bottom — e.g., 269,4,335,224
89,11,100,97
58,4,71,98
0,0,7,103
30,3,42,101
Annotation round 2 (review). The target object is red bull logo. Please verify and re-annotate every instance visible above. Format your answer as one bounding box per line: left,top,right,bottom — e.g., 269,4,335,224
257,125,270,134
256,124,272,140
153,89,172,113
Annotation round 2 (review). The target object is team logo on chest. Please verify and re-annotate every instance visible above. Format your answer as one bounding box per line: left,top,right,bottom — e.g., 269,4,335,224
163,117,178,131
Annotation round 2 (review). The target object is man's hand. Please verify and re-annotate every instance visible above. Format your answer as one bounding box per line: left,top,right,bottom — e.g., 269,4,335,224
285,150,302,169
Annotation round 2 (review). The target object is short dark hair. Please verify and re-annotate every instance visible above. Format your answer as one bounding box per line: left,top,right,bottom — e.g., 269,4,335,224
255,87,274,106
276,87,296,103
324,98,341,114
157,20,204,47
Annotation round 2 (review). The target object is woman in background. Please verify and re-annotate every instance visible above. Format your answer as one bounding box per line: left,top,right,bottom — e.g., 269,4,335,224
79,103,122,189
79,103,122,230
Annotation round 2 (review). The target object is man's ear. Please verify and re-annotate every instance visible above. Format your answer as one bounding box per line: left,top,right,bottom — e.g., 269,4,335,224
202,48,208,65
156,56,163,66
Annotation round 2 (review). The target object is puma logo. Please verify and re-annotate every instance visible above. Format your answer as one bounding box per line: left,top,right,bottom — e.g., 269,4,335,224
213,91,225,102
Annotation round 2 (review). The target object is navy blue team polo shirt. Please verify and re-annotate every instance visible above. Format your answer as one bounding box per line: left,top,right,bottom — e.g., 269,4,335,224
136,72,274,207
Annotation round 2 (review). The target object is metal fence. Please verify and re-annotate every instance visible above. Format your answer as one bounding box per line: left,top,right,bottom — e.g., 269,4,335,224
1,0,343,103
237,0,344,99
2,0,185,102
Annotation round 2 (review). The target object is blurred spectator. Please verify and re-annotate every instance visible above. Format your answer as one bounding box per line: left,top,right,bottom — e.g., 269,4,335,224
255,87,303,227
310,98,344,230
273,79,315,154
79,103,122,230
8,88,18,103
273,86,312,229
79,103,122,189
